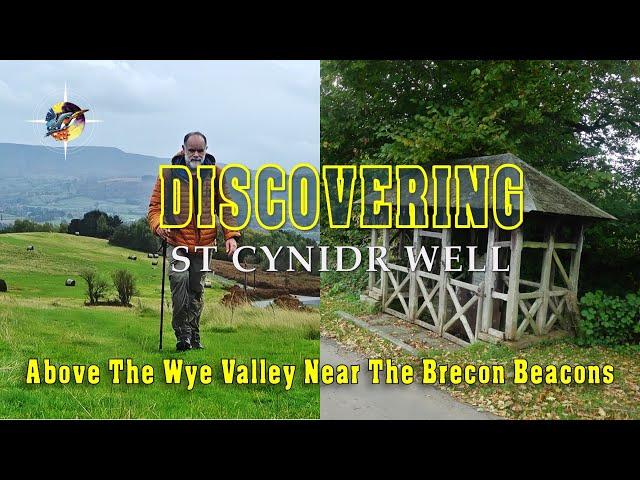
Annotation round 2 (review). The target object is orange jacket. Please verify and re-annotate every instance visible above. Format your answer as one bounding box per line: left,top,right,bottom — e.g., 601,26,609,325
147,153,241,253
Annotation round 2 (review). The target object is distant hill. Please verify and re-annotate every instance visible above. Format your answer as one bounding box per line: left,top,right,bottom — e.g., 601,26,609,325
0,143,165,178
0,143,318,179
0,143,320,238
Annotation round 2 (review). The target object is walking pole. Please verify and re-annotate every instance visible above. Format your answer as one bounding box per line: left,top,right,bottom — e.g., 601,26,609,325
159,239,167,350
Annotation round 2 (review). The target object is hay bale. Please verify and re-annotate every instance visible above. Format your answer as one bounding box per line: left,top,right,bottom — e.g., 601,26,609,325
148,253,153,258
153,253,159,258
128,255,137,261
204,279,212,288
0,279,6,292
65,279,76,287
74,232,80,236
151,261,158,266
26,245,34,251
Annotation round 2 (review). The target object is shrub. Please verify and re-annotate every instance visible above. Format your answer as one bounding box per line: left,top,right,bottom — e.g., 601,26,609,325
69,210,122,239
109,218,159,253
1,219,56,233
319,246,369,293
578,290,640,346
79,269,109,304
111,269,139,306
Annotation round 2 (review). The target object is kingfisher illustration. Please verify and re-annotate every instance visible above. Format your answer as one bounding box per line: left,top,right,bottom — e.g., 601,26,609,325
27,83,102,160
45,107,90,139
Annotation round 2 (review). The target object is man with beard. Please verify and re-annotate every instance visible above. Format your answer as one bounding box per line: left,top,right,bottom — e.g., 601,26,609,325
148,131,241,351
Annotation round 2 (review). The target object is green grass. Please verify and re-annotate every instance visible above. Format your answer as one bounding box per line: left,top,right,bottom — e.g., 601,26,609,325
0,233,319,418
321,285,640,420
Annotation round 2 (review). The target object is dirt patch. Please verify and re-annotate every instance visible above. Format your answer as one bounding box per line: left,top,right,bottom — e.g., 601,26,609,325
221,286,252,307
212,259,319,296
243,286,290,300
84,300,133,307
218,283,315,310
273,295,311,311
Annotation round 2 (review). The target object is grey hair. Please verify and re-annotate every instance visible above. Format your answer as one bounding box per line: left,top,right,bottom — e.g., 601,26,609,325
183,131,207,146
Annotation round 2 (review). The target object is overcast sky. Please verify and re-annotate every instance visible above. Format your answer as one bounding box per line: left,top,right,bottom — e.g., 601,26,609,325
0,60,319,171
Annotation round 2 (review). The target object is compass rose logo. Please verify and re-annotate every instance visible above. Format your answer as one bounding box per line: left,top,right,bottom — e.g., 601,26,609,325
27,83,101,160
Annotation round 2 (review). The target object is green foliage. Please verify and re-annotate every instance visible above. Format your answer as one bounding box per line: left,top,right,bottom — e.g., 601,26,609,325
111,269,139,306
320,247,369,295
1,219,57,233
68,210,122,239
79,268,110,305
578,290,640,346
96,216,109,238
322,60,640,170
548,168,640,295
304,324,320,340
321,60,640,295
109,218,159,254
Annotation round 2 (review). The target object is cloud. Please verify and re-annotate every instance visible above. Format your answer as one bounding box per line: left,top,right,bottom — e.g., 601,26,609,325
0,60,319,171
0,79,32,106
62,61,179,113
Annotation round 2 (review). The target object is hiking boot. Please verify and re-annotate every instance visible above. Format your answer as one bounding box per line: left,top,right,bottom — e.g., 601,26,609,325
176,340,191,351
191,332,204,349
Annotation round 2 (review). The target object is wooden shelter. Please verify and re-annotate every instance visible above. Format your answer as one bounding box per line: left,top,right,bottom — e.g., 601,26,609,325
362,153,615,346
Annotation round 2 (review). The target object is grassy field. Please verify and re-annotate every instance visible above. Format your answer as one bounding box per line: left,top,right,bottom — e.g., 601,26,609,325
0,232,319,419
321,288,640,420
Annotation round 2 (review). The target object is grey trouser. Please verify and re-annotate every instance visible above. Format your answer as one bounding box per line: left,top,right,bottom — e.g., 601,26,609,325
167,245,212,344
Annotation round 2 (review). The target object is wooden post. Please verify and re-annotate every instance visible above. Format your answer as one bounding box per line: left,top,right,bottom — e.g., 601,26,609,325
368,229,378,293
408,228,420,321
474,283,484,341
244,263,248,295
482,219,498,333
381,229,390,307
504,227,523,341
536,224,556,334
569,224,584,294
437,228,451,334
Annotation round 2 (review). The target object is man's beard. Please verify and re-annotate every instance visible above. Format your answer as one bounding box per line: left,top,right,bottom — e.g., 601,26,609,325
188,159,202,169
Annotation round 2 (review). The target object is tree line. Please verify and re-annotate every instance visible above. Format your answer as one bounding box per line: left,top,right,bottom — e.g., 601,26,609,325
321,60,640,296
1,209,320,274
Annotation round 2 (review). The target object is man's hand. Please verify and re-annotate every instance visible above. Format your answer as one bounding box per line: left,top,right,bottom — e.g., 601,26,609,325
225,238,238,257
